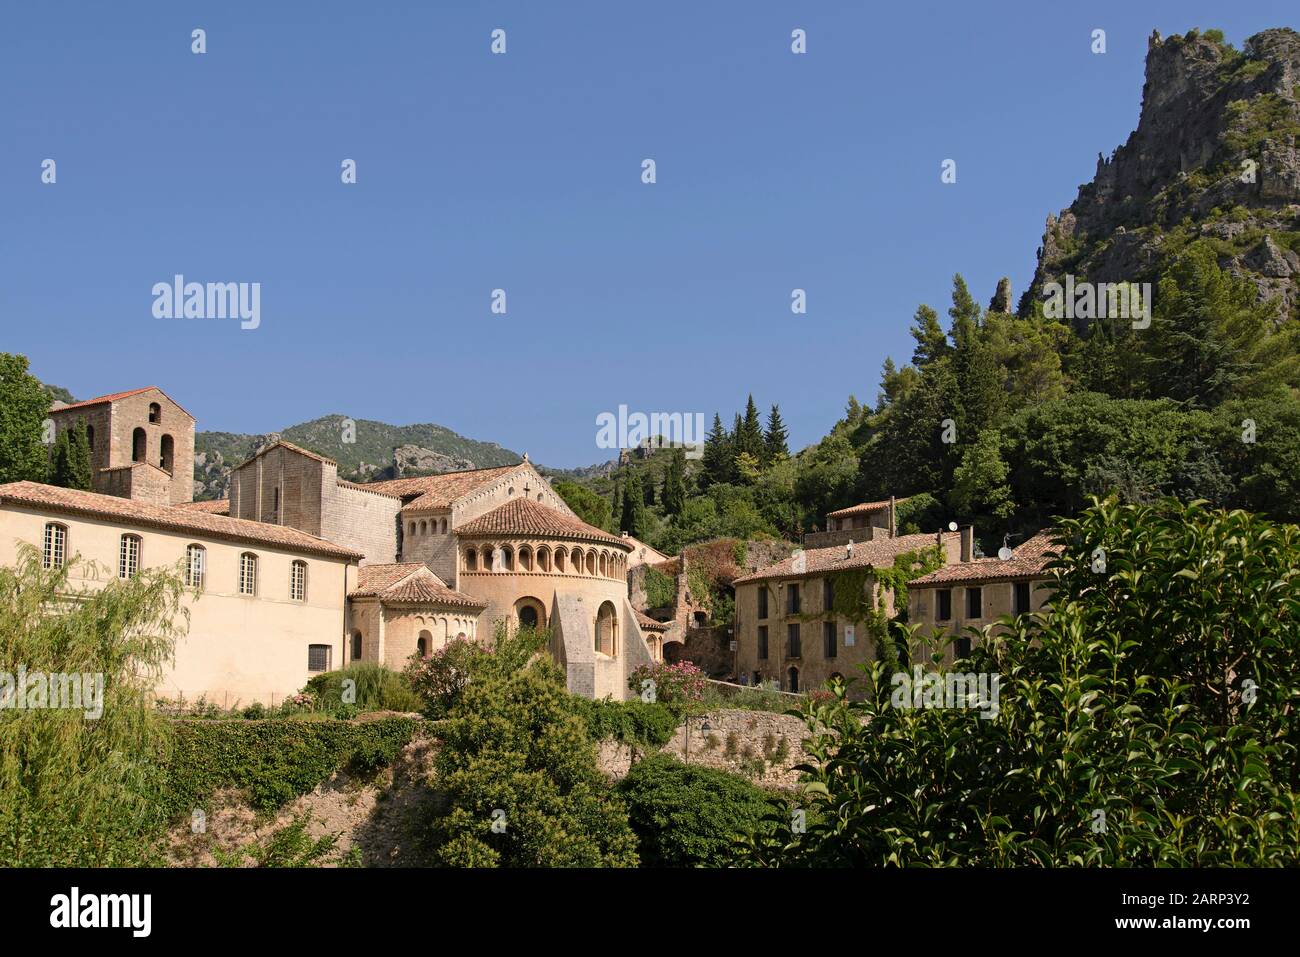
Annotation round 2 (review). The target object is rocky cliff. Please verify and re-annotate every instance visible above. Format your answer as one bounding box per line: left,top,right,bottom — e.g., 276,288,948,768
1022,28,1300,321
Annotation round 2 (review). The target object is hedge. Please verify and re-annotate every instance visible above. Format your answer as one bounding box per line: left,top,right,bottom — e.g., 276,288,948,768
572,698,677,748
163,716,419,816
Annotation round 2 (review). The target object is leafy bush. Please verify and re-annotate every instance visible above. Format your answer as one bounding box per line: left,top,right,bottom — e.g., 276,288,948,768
165,716,418,815
750,499,1300,866
428,666,638,867
642,565,676,609
212,812,356,868
305,662,423,715
617,755,782,867
0,546,186,866
404,623,550,718
573,697,677,747
627,661,708,714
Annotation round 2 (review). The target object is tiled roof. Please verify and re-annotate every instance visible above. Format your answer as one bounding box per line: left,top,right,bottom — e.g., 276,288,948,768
825,497,907,519
0,481,362,560
349,563,485,608
456,498,630,548
361,464,523,509
733,531,960,585
336,480,402,500
908,531,1062,587
50,386,195,421
175,499,231,515
634,609,670,632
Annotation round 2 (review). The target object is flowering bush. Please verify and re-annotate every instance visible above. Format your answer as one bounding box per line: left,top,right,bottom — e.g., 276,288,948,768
628,661,707,712
403,636,490,718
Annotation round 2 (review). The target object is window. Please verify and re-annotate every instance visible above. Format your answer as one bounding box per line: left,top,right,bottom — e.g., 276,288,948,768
1014,581,1032,615
160,434,174,474
757,625,768,660
955,636,972,659
86,425,94,452
417,631,431,657
786,583,801,615
239,553,258,596
937,588,952,621
518,605,538,629
185,544,206,589
307,644,331,672
787,667,800,693
787,622,801,658
148,402,162,423
43,523,67,569
351,632,363,661
823,578,834,610
966,586,982,619
823,621,837,658
465,548,477,571
132,427,146,462
119,534,140,579
290,560,307,602
757,587,768,620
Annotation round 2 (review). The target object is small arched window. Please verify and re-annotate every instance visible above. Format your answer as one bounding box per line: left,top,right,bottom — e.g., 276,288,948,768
186,544,206,589
290,560,308,602
160,434,175,474
148,402,162,423
465,548,478,571
351,631,363,661
417,630,431,657
440,518,448,533
419,520,427,535
239,552,258,596
119,534,141,579
43,523,67,569
132,427,146,463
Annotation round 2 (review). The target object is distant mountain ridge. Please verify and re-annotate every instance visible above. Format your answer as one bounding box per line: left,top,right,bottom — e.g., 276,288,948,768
194,415,523,500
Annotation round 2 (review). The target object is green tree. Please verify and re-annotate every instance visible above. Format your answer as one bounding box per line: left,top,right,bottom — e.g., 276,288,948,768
763,404,789,462
662,449,687,517
620,470,649,539
701,413,732,486
0,353,50,484
949,428,1015,524
554,479,613,531
909,303,949,367
734,395,766,465
49,421,93,491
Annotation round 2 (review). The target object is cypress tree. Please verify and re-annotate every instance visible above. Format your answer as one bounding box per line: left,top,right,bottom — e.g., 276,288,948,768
663,449,686,516
764,404,789,462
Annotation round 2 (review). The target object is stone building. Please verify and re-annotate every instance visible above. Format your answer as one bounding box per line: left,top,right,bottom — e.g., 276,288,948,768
906,532,1060,663
0,386,663,704
732,516,965,696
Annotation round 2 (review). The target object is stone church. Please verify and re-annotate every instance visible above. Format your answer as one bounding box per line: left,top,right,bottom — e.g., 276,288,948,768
0,386,663,705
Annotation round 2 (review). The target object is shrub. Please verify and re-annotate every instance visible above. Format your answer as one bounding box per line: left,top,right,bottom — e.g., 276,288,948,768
752,499,1300,866
429,666,638,867
617,755,781,867
0,546,186,866
642,565,676,609
164,716,418,815
572,697,677,748
404,623,550,718
628,661,708,713
305,662,423,715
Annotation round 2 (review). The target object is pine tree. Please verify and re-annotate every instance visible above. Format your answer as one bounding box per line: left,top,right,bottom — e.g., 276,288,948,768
735,396,766,464
663,449,686,516
948,274,1006,437
701,413,731,486
910,304,949,366
764,404,789,462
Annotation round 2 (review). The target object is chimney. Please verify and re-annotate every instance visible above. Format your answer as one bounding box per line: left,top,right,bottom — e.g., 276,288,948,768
960,525,974,563
846,539,854,559
888,495,897,538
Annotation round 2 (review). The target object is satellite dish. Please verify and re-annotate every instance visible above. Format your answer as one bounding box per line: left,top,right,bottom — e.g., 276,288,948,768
948,521,958,532
997,546,1013,561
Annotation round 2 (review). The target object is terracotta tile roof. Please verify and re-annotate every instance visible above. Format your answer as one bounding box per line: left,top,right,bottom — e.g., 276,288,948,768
456,498,630,548
336,480,402,500
733,531,959,585
174,499,230,515
349,563,485,608
0,481,362,561
909,531,1062,587
361,464,523,510
634,609,670,632
234,440,337,471
825,497,908,519
50,386,195,421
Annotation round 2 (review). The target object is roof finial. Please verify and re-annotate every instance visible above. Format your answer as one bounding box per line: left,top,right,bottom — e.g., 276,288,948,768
522,452,530,462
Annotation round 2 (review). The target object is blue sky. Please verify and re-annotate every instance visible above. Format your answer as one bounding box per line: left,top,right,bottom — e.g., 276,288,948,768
2,1,1294,467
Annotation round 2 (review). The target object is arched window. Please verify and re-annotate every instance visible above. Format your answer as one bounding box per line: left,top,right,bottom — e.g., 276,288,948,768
585,550,597,576
185,544,206,589
599,552,608,577
501,546,514,571
465,548,478,571
417,630,431,657
148,402,161,423
409,521,417,536
440,518,447,533
596,601,618,657
787,667,800,693
42,523,67,569
519,546,533,571
351,632,363,661
160,434,175,473
132,427,146,463
537,546,551,572
119,534,141,579
554,548,566,573
290,560,308,602
86,425,94,452
518,605,538,630
239,552,258,596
